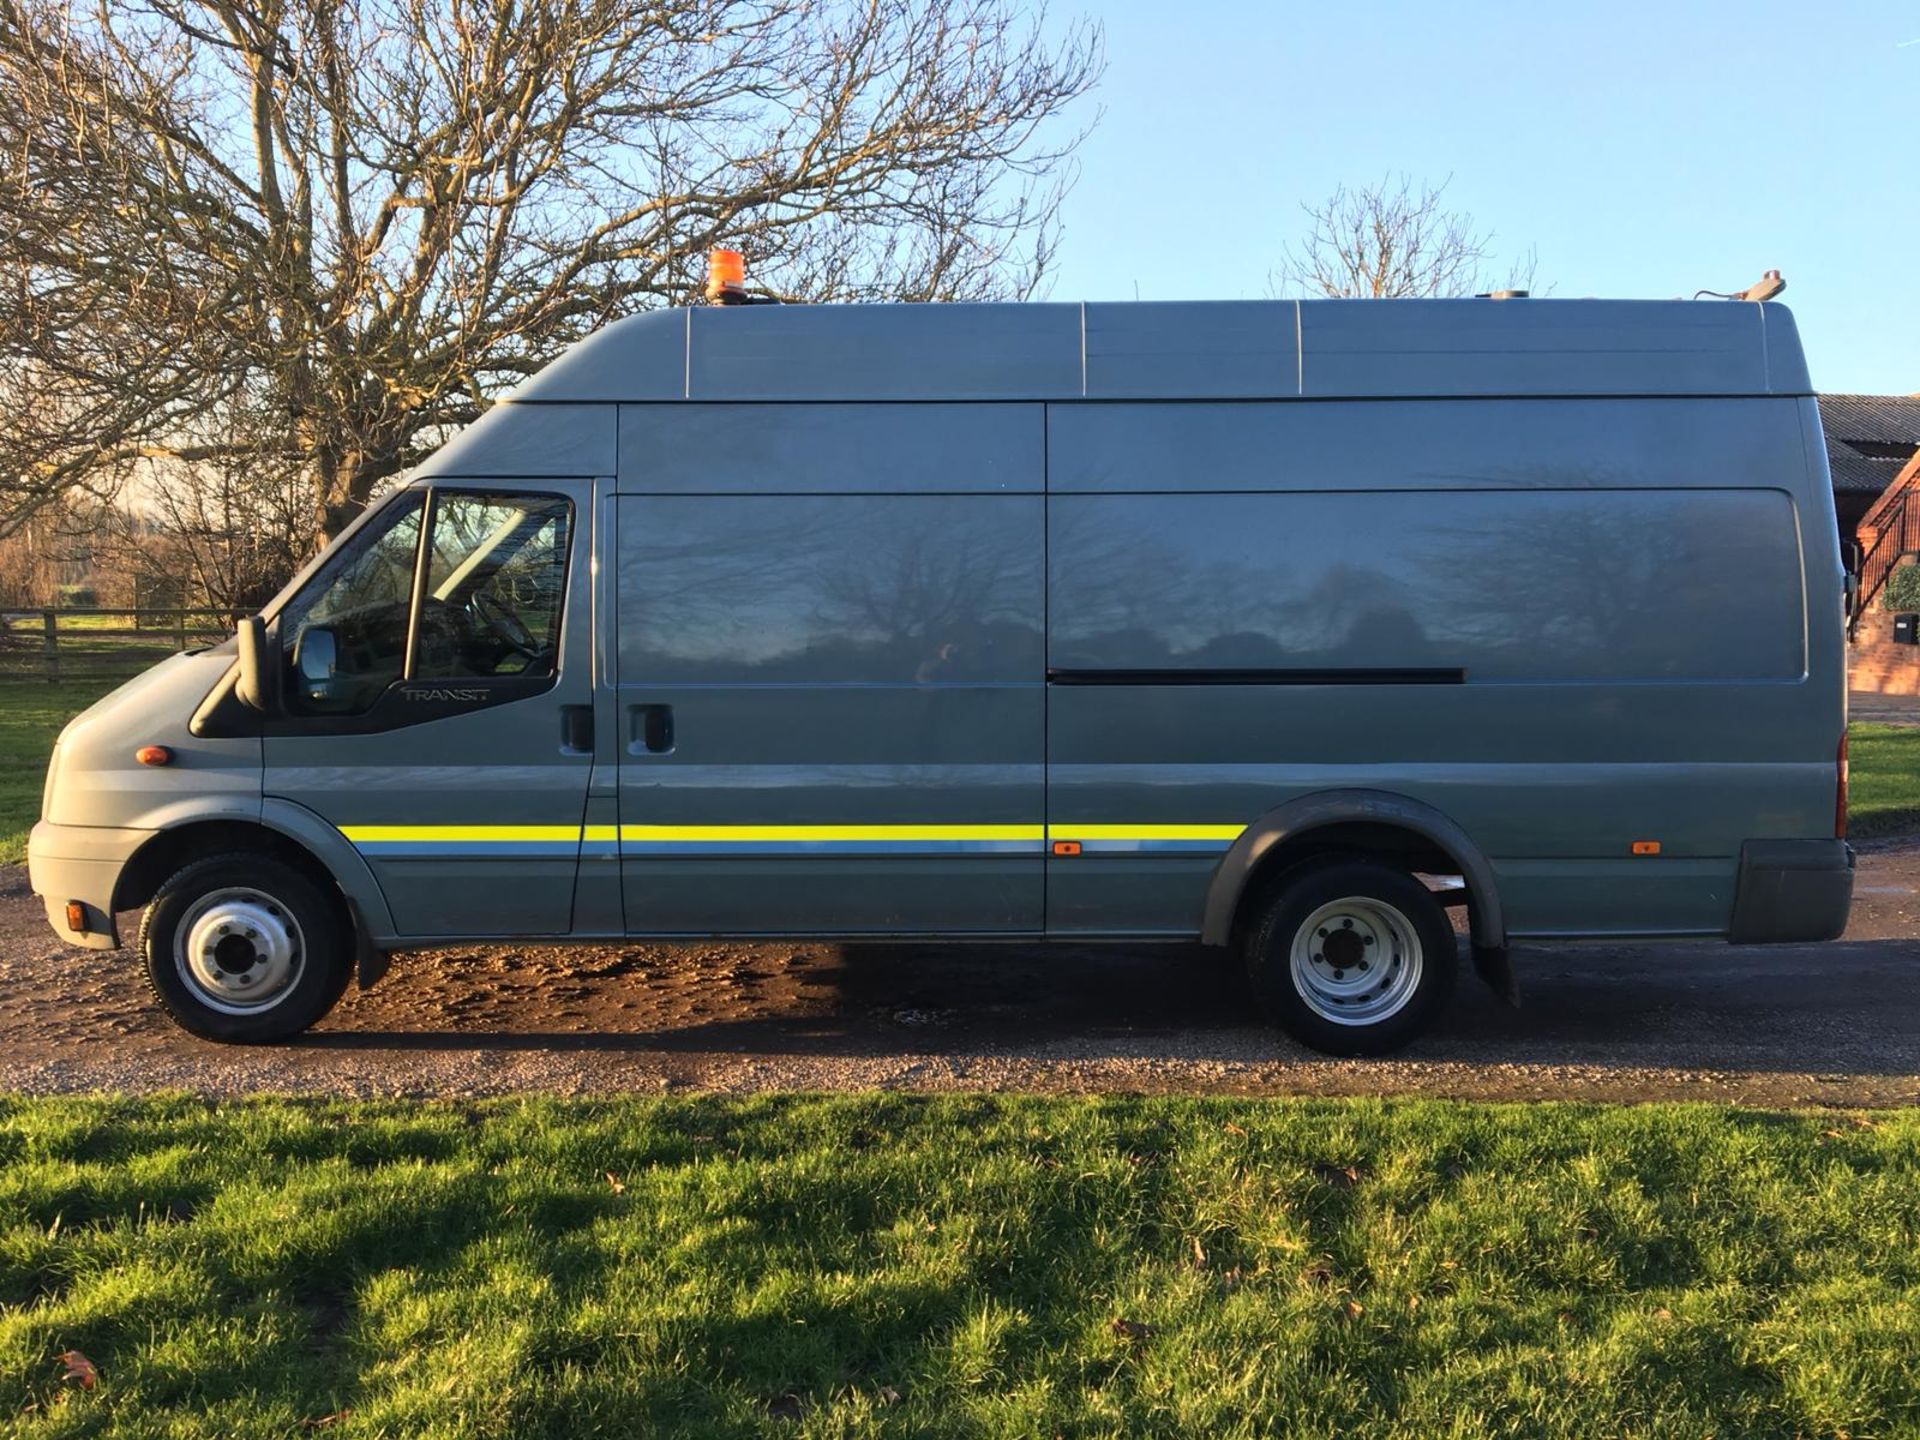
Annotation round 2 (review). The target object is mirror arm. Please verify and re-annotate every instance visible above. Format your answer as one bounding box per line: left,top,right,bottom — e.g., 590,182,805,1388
235,614,279,715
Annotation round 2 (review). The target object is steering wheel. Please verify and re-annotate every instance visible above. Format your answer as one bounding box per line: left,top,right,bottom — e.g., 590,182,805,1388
469,589,537,658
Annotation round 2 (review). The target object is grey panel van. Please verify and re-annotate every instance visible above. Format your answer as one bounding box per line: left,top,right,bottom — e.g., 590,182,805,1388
27,297,1853,1054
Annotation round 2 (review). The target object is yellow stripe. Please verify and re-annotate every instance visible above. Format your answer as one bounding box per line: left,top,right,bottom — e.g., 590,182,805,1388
616,824,1046,842
1048,824,1246,841
340,824,584,843
342,823,1246,844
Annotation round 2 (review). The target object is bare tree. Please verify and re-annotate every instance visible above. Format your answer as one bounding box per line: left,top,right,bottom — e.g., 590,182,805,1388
1272,174,1537,300
0,0,1101,547
143,457,311,613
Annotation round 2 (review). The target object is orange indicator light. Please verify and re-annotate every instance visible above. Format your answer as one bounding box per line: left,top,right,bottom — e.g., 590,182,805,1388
135,745,173,767
705,247,746,302
1630,840,1661,856
1052,840,1082,857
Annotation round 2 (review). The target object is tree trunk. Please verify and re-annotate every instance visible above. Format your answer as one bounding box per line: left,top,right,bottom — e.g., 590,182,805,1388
313,451,382,550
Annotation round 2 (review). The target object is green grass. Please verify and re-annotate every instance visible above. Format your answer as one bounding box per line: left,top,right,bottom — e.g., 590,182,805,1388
3,1094,1920,1437
0,680,124,865
1850,722,1920,839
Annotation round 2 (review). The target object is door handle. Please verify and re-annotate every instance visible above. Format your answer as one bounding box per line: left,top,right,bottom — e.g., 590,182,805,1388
560,704,594,754
629,704,674,755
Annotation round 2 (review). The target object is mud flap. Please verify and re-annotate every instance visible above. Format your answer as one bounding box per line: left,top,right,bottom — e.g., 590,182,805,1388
345,896,391,990
1472,944,1520,1008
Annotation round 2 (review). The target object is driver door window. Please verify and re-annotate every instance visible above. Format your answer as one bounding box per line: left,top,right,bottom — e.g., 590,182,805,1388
281,489,571,716
414,493,571,681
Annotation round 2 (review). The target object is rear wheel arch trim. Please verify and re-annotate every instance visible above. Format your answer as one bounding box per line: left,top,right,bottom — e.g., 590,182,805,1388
1200,789,1504,949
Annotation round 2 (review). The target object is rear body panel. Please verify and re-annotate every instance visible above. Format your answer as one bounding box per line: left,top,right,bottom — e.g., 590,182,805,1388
1043,394,1840,940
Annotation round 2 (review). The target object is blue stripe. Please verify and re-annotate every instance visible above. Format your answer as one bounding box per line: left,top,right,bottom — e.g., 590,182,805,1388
355,840,585,857
1077,839,1234,855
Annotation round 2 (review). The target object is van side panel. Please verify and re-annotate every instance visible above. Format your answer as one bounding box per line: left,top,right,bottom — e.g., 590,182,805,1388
611,403,1046,934
686,303,1081,401
1045,397,1837,939
1297,299,1770,397
1047,397,1811,495
1050,488,1804,681
618,403,1042,494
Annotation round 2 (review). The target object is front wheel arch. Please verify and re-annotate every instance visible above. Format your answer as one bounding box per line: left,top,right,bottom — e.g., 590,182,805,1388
113,819,341,918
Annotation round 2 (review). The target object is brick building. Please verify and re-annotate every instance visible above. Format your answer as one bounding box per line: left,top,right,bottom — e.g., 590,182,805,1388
1819,393,1920,555
1825,395,1920,695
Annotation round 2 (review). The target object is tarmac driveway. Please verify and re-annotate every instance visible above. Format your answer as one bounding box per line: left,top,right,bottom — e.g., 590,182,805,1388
3,842,1919,1105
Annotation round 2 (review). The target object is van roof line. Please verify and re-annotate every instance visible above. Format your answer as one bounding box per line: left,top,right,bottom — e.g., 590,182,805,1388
503,297,1810,406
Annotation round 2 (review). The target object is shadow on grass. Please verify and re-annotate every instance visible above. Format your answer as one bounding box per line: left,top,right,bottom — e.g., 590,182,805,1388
1848,808,1920,840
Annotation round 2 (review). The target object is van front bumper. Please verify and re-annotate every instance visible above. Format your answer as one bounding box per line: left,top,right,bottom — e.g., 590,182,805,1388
1728,839,1855,944
26,820,156,950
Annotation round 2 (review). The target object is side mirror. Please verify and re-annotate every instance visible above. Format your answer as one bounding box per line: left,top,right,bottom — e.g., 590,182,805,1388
294,627,340,702
235,614,277,715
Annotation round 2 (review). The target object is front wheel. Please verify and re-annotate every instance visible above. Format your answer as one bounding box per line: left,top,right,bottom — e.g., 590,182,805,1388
138,854,350,1043
1243,861,1457,1056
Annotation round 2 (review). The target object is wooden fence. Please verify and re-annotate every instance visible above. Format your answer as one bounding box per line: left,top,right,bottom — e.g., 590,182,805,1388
0,607,239,684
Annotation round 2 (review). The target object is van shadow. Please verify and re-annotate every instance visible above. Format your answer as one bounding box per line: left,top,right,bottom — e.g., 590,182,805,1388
303,935,1920,1078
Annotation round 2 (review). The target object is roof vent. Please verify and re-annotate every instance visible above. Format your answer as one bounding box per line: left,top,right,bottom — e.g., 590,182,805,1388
1476,289,1530,299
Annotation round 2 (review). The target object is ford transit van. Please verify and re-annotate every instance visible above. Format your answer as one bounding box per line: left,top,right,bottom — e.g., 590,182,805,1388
28,297,1853,1054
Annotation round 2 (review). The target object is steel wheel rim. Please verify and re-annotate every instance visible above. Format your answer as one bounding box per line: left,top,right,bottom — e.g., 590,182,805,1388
1288,895,1423,1026
173,887,306,1015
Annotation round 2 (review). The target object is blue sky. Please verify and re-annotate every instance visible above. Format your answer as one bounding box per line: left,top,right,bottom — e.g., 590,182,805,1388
1046,0,1919,394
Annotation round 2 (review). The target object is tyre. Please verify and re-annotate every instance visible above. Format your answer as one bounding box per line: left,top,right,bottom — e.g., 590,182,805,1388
1243,860,1457,1056
138,853,350,1043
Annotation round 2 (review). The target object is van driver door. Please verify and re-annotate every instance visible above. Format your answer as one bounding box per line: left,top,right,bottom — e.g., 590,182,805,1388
262,481,596,938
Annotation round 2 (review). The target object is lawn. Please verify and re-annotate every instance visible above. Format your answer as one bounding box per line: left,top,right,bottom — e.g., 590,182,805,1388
3,1094,1917,1437
0,680,124,866
1849,722,1920,838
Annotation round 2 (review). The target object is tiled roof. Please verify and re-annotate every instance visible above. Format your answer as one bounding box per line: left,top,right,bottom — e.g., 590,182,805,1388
1820,394,1920,445
1819,394,1920,495
1831,453,1910,493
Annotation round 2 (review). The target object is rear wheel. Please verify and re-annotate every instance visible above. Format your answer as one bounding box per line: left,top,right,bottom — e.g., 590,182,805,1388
138,854,350,1043
1243,860,1456,1056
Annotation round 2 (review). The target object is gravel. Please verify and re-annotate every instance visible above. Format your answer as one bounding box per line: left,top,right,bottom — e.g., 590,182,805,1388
5,842,1920,1105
